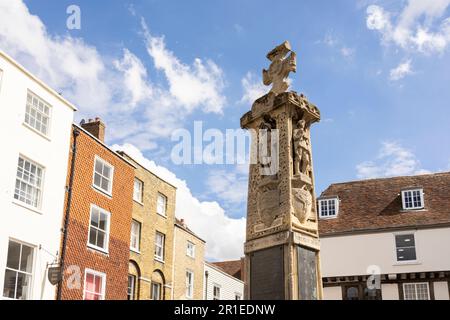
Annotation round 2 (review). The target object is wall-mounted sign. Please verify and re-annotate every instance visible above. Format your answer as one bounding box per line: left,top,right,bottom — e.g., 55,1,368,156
48,266,62,285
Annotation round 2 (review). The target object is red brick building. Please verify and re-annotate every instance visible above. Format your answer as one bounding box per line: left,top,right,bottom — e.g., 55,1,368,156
57,119,135,300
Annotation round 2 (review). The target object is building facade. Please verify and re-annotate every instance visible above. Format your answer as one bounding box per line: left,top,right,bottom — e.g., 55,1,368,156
118,151,176,300
318,172,450,300
172,219,205,300
58,120,135,300
204,262,244,300
0,51,75,300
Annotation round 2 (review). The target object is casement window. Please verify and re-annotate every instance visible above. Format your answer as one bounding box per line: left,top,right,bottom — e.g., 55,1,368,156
395,233,417,262
3,240,34,300
318,197,339,219
186,270,194,299
401,188,424,210
93,156,114,195
186,241,195,258
133,178,143,203
154,232,165,261
127,275,136,300
14,156,44,209
403,283,430,300
130,220,141,252
83,269,106,300
88,205,110,252
157,193,167,216
25,91,51,137
151,282,161,300
213,285,221,300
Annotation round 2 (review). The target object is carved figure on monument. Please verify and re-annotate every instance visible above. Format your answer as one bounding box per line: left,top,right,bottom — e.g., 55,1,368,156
263,41,297,95
292,183,313,224
293,119,311,177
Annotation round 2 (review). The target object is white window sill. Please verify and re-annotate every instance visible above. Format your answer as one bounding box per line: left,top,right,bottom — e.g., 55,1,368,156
156,212,167,219
22,122,51,141
130,248,141,254
154,257,165,264
400,208,426,213
319,216,338,220
87,244,109,255
12,199,43,215
393,260,421,266
133,199,144,206
92,185,112,199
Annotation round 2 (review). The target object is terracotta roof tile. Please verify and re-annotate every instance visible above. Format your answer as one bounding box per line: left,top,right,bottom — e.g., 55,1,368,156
318,172,450,236
211,259,243,280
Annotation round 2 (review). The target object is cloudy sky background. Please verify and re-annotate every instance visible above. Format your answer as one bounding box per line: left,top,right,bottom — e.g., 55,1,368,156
1,0,450,261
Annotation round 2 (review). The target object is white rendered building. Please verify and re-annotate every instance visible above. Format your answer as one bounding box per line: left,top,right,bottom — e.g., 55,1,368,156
0,51,76,299
204,262,244,300
318,173,450,300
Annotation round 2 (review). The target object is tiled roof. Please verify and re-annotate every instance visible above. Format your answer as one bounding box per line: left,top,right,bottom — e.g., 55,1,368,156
318,172,450,236
211,259,243,280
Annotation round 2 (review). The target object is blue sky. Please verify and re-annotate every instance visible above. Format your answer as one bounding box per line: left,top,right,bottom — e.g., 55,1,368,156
1,0,450,260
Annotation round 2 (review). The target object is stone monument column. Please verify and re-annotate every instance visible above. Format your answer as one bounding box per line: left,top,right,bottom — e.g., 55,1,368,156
241,41,323,300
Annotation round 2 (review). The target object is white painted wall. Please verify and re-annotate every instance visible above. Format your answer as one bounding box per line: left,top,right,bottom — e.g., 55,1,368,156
0,51,75,300
204,263,244,300
321,227,450,277
381,283,399,300
323,286,342,300
433,281,449,300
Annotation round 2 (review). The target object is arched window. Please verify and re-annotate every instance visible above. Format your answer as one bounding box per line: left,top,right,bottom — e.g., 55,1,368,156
151,270,165,300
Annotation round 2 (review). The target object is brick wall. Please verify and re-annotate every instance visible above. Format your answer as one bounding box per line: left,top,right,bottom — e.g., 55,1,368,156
59,125,134,300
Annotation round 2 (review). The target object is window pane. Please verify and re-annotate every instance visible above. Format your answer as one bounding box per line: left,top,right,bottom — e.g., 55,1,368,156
90,209,99,228
395,234,415,248
85,273,95,292
3,269,17,299
103,165,111,179
6,241,21,270
15,273,31,300
89,229,97,247
101,178,109,192
93,173,101,188
20,245,34,273
99,213,107,231
397,247,417,261
95,160,102,174
96,231,105,249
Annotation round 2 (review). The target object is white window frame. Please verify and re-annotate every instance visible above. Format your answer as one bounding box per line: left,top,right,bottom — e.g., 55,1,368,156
2,239,35,300
401,188,424,210
83,269,106,300
156,193,167,217
318,197,339,219
151,282,162,300
13,155,45,210
403,282,430,300
130,219,141,252
186,241,196,258
154,232,165,262
213,284,221,300
133,178,143,203
393,231,419,264
186,270,194,299
24,90,52,138
92,156,114,196
87,204,111,253
127,274,136,300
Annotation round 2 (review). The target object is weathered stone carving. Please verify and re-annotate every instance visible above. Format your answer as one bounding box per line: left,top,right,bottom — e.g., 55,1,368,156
292,184,313,224
263,41,297,95
293,119,311,177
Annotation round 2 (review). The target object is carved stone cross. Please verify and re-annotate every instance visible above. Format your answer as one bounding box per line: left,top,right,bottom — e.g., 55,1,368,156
262,41,297,95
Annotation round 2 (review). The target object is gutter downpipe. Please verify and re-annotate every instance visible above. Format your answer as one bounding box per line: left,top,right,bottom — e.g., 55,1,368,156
56,127,80,300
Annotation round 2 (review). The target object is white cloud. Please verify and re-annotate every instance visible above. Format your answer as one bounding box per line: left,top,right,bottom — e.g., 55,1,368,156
366,1,450,54
0,1,227,150
141,19,226,114
112,144,246,261
206,168,248,205
356,141,430,179
318,32,356,59
389,59,413,80
240,72,267,104
340,46,355,58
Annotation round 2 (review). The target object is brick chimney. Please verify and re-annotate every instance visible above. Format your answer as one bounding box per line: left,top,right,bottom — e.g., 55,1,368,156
81,117,105,142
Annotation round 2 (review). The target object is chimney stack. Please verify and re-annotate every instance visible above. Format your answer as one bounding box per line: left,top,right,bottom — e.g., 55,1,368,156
81,117,105,142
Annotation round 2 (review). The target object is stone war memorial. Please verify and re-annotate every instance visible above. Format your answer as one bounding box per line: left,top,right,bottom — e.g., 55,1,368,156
241,41,323,300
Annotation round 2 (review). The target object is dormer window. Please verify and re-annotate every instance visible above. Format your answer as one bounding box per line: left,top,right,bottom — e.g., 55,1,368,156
318,197,339,219
401,188,424,210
